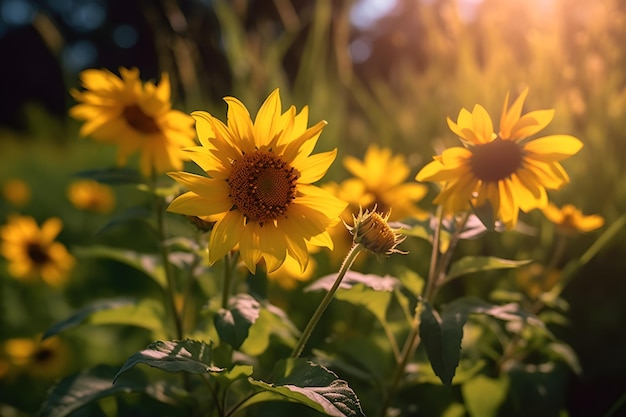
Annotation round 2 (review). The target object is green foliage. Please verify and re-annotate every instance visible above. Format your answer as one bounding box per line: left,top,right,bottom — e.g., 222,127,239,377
248,359,365,417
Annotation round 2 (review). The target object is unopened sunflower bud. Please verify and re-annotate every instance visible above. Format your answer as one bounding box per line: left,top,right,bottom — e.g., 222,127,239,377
345,207,407,255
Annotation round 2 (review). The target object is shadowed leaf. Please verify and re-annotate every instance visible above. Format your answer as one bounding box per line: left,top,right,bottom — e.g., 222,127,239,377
214,293,261,350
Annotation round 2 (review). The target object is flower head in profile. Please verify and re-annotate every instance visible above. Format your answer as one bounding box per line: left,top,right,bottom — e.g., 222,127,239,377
346,206,407,256
0,215,74,287
416,87,583,228
69,67,196,177
339,144,428,220
67,179,116,214
167,89,347,273
541,203,604,235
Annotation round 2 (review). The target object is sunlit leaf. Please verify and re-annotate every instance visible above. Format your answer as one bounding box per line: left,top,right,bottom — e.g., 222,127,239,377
462,374,510,417
248,359,365,417
73,245,166,288
214,294,261,350
114,339,222,383
306,271,400,292
397,268,426,299
445,256,531,283
240,302,299,356
38,365,182,417
42,298,166,339
334,284,392,323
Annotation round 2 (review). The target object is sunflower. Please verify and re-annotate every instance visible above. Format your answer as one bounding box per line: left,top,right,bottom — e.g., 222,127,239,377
2,335,71,380
69,67,196,177
339,144,428,220
541,203,604,234
416,87,583,228
167,89,347,273
67,179,116,213
0,215,74,287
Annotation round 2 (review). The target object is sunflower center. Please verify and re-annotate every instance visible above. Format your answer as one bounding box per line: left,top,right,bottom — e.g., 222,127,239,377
27,243,50,266
469,138,523,182
122,105,161,134
228,150,300,224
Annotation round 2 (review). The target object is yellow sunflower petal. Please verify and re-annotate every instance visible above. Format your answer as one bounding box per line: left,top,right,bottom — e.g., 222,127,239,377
191,111,216,148
500,87,528,139
225,97,255,151
509,109,554,140
208,211,245,265
166,190,232,217
253,89,282,147
471,104,495,144
297,149,337,184
523,135,583,161
258,223,288,273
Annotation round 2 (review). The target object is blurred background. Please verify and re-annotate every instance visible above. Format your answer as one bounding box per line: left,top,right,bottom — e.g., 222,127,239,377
1,0,625,416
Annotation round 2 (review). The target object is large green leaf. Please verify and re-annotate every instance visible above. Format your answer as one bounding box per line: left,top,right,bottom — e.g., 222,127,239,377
114,339,222,382
73,245,166,288
240,302,299,355
43,298,166,339
420,297,540,385
248,359,365,417
214,293,261,350
334,283,393,323
38,365,182,417
419,300,464,385
445,256,531,283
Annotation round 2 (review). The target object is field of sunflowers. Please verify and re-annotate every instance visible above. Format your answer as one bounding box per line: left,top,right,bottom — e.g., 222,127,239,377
1,1,626,416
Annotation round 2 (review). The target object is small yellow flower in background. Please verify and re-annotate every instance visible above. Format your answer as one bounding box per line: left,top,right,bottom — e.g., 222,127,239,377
346,207,407,256
167,89,348,273
2,178,31,207
69,67,196,177
340,144,428,220
67,179,116,213
1,336,70,380
516,263,562,301
0,215,74,287
541,203,604,234
416,87,583,228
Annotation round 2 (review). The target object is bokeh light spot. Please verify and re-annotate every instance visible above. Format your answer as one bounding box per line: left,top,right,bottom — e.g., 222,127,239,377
113,24,138,49
62,40,97,71
1,0,36,26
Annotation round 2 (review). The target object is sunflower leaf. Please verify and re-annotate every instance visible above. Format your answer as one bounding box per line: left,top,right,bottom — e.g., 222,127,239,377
247,359,365,417
37,365,184,417
420,297,542,385
42,298,166,340
73,245,166,288
445,256,531,283
306,271,400,292
114,339,222,383
214,294,261,350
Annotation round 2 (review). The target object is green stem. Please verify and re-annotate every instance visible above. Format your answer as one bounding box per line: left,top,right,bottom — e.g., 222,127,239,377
379,210,469,417
423,206,444,300
290,243,365,358
151,173,184,341
221,251,236,309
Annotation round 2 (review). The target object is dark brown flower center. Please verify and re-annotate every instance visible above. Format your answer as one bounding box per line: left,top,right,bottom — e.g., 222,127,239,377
469,138,524,182
123,105,161,134
228,150,300,224
27,242,50,266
